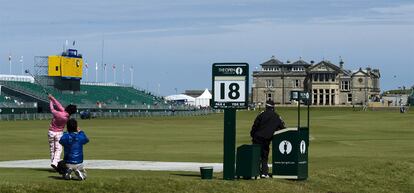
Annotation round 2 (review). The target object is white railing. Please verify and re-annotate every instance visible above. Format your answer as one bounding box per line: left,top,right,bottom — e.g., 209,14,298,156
0,109,215,121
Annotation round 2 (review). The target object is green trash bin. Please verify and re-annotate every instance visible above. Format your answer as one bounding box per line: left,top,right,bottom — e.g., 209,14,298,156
272,127,309,180
200,166,213,179
236,144,261,179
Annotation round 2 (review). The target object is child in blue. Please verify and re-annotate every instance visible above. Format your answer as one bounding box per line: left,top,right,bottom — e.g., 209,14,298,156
59,118,89,180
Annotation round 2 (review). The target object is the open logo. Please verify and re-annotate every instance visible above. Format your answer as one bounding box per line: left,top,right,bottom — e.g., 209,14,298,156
278,140,292,155
235,67,243,75
300,140,306,154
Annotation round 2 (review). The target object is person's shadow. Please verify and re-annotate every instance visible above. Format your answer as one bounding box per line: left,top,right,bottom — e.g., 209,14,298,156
30,168,64,180
48,176,65,180
30,168,55,173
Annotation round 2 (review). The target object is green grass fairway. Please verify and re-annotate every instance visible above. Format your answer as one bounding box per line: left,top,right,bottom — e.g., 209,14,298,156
0,108,413,193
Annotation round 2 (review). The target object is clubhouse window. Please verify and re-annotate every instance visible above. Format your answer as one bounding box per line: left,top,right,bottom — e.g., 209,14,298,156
319,74,324,82
319,89,324,104
265,79,274,88
341,81,350,91
267,93,272,101
348,94,352,103
294,80,300,88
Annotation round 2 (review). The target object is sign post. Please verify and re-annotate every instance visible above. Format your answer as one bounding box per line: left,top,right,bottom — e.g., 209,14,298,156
223,108,236,180
290,91,310,128
212,63,248,180
272,90,310,180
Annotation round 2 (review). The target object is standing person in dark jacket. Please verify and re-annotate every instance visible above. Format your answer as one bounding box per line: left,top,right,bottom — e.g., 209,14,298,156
250,100,285,178
59,118,89,180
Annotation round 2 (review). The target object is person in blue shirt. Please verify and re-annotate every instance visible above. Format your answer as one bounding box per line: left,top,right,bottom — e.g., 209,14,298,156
59,118,89,180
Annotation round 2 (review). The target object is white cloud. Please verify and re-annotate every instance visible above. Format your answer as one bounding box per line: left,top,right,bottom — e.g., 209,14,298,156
370,3,414,14
309,3,414,24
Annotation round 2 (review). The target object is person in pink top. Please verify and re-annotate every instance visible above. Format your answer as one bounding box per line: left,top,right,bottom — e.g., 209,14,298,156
48,94,77,171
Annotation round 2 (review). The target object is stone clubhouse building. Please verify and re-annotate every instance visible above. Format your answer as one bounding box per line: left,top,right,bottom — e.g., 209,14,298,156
251,56,381,106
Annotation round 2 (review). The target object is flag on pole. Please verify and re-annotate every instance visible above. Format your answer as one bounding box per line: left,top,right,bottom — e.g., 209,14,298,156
112,64,116,83
122,64,125,84
84,62,88,81
104,64,107,82
8,53,12,75
95,62,98,82
20,56,24,75
130,65,134,85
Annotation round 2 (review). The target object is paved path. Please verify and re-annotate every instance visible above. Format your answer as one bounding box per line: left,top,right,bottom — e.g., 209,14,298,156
0,160,223,172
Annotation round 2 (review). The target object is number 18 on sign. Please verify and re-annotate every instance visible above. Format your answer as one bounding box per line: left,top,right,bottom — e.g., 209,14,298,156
212,63,248,109
212,63,249,180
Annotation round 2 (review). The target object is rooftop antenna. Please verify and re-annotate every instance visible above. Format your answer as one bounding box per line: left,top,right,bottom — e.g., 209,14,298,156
339,56,344,68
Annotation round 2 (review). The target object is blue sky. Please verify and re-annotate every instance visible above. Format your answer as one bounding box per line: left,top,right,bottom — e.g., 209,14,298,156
1,0,413,95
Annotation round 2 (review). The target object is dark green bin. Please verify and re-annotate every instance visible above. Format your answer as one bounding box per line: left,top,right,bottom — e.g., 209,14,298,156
272,127,309,180
236,144,261,179
200,166,213,179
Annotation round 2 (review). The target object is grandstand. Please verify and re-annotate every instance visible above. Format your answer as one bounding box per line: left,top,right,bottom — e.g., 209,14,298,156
0,48,177,114
0,78,169,113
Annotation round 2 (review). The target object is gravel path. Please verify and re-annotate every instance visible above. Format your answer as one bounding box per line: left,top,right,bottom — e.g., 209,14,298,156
0,159,223,172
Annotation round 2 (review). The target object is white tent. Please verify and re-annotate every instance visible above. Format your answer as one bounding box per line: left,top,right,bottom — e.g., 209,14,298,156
195,89,212,107
165,94,195,106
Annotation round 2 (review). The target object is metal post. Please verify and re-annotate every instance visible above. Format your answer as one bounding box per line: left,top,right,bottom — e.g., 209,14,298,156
282,71,285,104
298,98,300,128
223,108,236,180
307,95,310,128
307,81,311,128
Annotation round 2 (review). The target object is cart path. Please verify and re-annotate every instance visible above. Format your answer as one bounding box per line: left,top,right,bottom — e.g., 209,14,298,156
0,159,225,172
